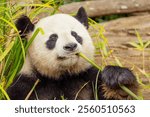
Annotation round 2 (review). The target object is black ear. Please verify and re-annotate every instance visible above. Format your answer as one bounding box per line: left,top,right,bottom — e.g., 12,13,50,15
15,15,34,38
75,7,89,29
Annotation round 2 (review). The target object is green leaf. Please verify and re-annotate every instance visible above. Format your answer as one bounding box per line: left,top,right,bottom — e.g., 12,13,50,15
0,41,14,62
128,42,142,50
0,17,26,60
144,41,150,48
115,57,122,67
0,85,10,100
101,41,108,56
135,30,143,48
25,27,44,51
0,17,18,32
20,4,52,8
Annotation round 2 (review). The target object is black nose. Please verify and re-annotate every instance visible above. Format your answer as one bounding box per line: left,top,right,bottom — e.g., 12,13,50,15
63,43,77,51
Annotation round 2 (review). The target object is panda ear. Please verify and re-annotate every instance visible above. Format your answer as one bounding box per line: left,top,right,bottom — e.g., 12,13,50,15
75,7,89,29
15,15,34,38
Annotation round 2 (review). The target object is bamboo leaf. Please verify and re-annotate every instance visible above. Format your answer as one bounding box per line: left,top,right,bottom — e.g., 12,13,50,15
0,17,26,60
5,58,22,89
101,41,108,56
144,41,150,48
20,4,52,8
0,41,14,62
128,42,142,50
0,17,18,32
135,30,143,48
25,28,44,51
115,57,122,67
0,85,10,100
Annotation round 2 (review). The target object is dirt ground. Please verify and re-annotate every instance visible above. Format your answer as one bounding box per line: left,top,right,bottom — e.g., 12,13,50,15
91,15,150,99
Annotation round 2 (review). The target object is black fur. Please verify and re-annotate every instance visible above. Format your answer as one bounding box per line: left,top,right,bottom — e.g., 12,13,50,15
7,66,138,100
75,7,89,29
46,34,58,50
71,31,83,44
7,74,37,100
101,66,137,89
7,67,102,100
15,15,34,38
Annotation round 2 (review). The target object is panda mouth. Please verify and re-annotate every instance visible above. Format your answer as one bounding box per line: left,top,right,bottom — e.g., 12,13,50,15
57,53,79,60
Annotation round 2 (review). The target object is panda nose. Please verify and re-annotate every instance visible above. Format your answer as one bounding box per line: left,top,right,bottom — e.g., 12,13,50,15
63,43,77,51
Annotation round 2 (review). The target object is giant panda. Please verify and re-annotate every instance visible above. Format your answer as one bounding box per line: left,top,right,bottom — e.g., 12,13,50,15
7,7,139,100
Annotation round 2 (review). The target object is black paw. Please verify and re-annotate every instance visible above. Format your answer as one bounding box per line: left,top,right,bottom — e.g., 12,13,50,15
101,65,137,89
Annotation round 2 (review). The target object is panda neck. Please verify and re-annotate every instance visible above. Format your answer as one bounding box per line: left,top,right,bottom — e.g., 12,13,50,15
32,65,94,81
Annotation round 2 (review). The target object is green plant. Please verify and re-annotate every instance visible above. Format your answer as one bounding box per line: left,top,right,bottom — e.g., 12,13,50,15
129,30,150,71
0,0,58,99
78,53,141,100
128,30,150,98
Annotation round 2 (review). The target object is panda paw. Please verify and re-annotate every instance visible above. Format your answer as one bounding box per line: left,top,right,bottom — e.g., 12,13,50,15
101,65,137,88
101,65,139,99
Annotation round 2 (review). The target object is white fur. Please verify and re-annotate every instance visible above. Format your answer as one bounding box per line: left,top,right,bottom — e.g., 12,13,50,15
20,14,95,79
20,54,32,75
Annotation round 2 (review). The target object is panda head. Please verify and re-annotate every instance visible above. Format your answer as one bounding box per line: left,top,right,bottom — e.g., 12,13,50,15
17,7,95,79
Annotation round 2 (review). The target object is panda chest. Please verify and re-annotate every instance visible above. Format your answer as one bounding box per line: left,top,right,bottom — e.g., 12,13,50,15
32,76,93,100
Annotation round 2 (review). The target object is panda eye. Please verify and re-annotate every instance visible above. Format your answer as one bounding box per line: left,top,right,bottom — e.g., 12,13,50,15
71,31,77,37
46,33,58,50
71,31,83,44
49,34,58,41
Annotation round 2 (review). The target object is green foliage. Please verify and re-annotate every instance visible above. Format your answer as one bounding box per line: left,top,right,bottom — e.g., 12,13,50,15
128,30,150,91
0,0,58,99
79,52,142,100
129,30,150,51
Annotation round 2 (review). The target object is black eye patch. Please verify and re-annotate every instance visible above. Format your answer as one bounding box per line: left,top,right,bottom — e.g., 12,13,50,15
46,34,58,50
71,31,83,44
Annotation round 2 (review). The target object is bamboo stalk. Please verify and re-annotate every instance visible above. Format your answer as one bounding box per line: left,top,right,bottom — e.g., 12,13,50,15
120,85,141,100
25,79,40,100
0,85,10,100
78,52,141,100
78,53,102,71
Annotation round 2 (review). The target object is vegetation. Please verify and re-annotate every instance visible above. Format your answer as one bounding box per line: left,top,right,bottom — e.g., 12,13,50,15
0,0,150,100
0,0,60,99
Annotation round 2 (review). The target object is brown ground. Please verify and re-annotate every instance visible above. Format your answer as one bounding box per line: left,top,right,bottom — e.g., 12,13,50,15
90,14,150,99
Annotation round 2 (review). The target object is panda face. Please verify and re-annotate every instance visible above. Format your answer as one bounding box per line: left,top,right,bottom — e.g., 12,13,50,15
19,8,95,78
